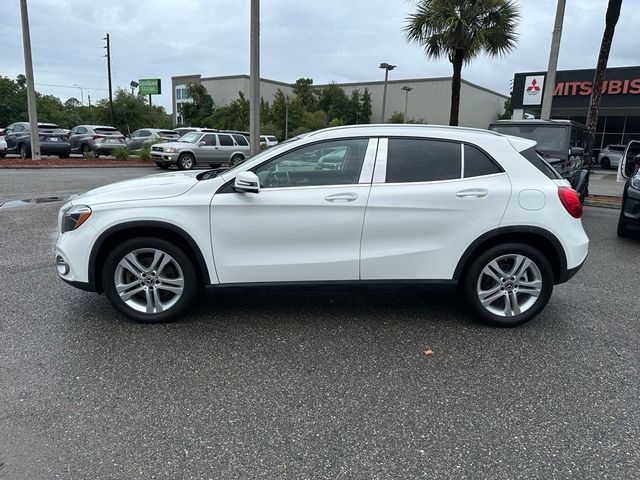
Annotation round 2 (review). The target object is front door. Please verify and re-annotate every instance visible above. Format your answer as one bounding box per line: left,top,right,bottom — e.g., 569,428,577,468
210,138,376,283
198,133,218,163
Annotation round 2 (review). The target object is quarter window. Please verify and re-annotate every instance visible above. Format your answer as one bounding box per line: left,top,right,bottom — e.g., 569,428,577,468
385,138,461,183
464,144,502,177
254,139,369,188
232,134,249,146
218,134,234,146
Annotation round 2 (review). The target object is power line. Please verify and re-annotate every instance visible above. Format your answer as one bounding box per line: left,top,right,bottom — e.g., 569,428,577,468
35,82,108,92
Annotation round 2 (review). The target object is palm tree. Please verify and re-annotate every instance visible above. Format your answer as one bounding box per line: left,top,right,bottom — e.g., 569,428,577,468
586,0,623,156
404,0,519,126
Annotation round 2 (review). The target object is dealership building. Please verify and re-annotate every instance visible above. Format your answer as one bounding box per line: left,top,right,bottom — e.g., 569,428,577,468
511,66,640,153
171,73,508,129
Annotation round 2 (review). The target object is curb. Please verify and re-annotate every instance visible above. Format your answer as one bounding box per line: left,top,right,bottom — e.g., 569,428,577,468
0,163,154,169
584,195,622,209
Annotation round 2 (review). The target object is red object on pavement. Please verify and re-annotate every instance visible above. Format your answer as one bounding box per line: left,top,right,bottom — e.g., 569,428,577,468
423,349,434,356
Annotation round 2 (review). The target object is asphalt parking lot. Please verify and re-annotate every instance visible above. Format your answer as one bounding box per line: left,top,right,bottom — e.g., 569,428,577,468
1,168,639,479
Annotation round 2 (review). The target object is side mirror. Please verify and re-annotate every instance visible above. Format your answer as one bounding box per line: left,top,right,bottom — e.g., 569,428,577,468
234,171,260,194
569,146,584,156
198,141,206,146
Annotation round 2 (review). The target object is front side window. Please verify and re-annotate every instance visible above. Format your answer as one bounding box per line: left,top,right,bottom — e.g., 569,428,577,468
139,130,151,137
200,134,216,146
254,138,369,189
385,138,461,183
77,127,87,134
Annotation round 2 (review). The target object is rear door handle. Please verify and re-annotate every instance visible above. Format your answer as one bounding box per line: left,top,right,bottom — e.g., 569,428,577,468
325,192,358,202
456,188,489,198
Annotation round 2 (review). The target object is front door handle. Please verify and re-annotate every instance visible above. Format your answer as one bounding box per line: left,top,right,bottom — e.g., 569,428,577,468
325,192,358,202
456,188,489,198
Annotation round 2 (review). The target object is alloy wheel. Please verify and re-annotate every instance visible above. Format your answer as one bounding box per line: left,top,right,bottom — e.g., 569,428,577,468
114,248,185,313
476,254,543,317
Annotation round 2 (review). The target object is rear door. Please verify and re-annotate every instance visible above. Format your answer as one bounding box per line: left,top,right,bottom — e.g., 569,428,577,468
360,138,512,280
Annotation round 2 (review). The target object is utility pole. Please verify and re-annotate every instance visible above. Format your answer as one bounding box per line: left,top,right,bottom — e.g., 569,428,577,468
401,86,413,122
285,96,289,140
104,33,114,124
88,94,92,124
379,62,396,123
541,0,566,120
20,0,40,159
249,0,260,155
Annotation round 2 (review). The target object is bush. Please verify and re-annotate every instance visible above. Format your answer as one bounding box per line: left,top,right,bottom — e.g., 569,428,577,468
140,145,151,161
113,147,129,160
82,150,96,160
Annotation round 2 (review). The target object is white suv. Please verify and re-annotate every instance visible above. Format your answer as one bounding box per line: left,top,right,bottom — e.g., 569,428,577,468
55,125,588,327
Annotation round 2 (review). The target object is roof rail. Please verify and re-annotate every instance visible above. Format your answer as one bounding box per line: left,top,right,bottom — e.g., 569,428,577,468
306,123,503,138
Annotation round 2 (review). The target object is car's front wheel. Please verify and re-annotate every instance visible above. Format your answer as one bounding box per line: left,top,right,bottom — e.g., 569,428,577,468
102,237,198,323
177,153,195,170
601,157,610,170
19,144,30,159
463,243,553,327
617,212,630,237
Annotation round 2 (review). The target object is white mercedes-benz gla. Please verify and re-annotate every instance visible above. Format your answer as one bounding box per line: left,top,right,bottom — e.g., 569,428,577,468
55,125,588,327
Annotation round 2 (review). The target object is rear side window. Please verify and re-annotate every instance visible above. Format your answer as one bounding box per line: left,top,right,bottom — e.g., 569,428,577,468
268,136,278,142
232,134,249,146
218,134,233,146
464,144,503,177
386,138,461,183
520,147,562,179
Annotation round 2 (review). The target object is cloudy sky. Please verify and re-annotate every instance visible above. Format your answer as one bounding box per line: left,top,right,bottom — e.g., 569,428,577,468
1,0,638,112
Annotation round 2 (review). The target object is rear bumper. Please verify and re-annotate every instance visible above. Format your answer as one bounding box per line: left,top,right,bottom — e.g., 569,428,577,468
40,143,71,154
557,258,586,284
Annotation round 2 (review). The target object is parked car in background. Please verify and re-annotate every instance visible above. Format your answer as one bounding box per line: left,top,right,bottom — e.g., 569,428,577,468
488,119,590,201
0,129,7,158
126,129,180,153
260,135,279,148
4,122,70,158
174,127,206,136
55,124,588,326
68,125,126,157
598,144,625,170
150,130,250,169
617,140,640,237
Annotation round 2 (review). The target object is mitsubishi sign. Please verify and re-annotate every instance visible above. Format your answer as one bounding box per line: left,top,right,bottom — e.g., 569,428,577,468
511,66,640,115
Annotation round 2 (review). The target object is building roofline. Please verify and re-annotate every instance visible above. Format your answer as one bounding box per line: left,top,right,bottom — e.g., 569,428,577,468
515,65,640,76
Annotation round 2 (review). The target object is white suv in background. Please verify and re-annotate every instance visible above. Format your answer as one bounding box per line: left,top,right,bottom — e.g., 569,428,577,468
55,125,588,327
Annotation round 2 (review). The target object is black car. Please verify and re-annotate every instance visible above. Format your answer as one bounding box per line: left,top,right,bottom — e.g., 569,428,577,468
617,140,640,237
4,122,71,158
488,119,591,201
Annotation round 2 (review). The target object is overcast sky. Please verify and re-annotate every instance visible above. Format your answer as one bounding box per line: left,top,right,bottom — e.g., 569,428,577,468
1,0,638,112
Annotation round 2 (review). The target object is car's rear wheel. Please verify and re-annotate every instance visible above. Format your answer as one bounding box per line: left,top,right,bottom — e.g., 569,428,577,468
81,143,91,155
102,237,198,323
19,144,30,159
463,243,553,327
177,153,195,170
230,154,244,166
601,157,610,170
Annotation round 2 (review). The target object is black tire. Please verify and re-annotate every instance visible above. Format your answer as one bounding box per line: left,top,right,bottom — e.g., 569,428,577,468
155,162,169,170
462,243,554,327
59,152,70,159
230,154,244,166
80,143,91,155
177,153,195,170
0,153,6,158
19,144,30,159
102,237,199,323
601,158,610,170
617,212,629,237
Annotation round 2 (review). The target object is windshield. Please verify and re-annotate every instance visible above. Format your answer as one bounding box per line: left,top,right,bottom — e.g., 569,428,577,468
178,132,201,143
492,125,567,152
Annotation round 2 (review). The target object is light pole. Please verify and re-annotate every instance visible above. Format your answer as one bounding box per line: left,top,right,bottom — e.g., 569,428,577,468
401,86,413,122
20,0,40,159
284,95,289,140
541,0,566,120
73,84,84,106
379,62,396,123
249,0,260,155
129,80,139,96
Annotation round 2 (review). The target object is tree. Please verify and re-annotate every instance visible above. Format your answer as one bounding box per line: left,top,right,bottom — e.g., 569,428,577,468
498,98,512,120
207,91,249,131
404,0,519,126
93,89,172,133
317,82,349,122
292,78,317,111
586,0,623,156
181,83,214,126
359,88,373,124
388,111,405,123
0,76,28,126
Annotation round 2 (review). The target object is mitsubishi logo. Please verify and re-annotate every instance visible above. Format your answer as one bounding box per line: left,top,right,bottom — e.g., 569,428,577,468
526,79,541,92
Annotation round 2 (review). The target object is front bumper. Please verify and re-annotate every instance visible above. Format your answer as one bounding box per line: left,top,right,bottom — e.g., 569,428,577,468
151,152,177,163
621,183,640,229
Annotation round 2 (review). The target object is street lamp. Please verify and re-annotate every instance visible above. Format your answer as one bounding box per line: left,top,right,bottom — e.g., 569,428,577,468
129,80,139,96
73,84,84,106
401,86,413,122
379,62,396,123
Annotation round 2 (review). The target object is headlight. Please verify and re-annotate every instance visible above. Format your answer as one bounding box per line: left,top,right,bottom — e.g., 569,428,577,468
165,147,177,153
631,175,640,189
61,205,92,233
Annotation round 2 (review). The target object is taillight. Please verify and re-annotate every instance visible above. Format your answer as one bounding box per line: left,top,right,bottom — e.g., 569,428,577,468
558,186,582,218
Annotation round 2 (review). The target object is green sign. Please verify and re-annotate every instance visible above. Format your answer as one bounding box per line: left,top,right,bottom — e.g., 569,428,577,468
139,78,161,95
